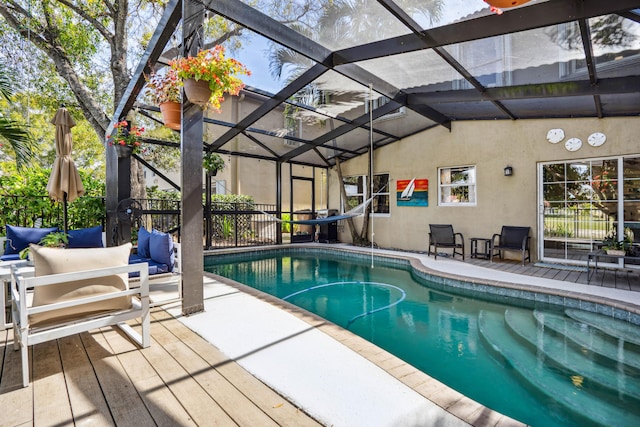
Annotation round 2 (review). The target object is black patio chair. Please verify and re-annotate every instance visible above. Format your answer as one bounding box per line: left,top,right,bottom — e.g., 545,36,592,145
490,226,531,266
428,224,465,260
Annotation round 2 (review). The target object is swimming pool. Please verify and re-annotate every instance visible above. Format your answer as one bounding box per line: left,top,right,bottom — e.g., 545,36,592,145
205,248,640,427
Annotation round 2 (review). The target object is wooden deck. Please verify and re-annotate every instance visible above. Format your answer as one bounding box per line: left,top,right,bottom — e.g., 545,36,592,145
1,255,638,427
464,257,640,292
0,308,321,427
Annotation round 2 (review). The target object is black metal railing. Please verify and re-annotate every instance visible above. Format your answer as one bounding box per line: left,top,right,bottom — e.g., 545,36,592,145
0,195,105,230
1,195,306,250
543,206,611,240
205,202,279,248
137,198,181,235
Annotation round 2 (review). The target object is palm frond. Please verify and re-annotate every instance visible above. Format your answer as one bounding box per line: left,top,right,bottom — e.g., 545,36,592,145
0,116,36,169
0,66,13,101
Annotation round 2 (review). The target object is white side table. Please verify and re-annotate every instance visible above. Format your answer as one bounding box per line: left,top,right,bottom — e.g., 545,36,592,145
0,260,33,330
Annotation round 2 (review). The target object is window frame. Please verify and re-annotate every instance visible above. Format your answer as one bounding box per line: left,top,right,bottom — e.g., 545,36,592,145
343,175,365,213
343,173,391,216
371,173,390,216
438,165,477,206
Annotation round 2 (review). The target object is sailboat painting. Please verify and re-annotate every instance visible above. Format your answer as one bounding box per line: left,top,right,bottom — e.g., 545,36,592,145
397,178,428,207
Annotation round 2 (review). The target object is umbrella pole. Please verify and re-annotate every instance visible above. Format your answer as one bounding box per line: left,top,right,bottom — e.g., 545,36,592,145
63,192,68,234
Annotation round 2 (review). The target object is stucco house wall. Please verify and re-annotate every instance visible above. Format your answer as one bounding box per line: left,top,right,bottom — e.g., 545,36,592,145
329,117,640,261
195,94,327,212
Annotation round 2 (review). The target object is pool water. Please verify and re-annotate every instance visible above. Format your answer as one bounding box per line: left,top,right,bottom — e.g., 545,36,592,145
205,251,640,427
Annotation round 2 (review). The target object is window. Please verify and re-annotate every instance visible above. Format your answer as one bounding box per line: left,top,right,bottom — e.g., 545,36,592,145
438,166,476,206
215,180,226,195
558,17,640,80
451,35,511,90
343,175,365,211
372,174,390,214
364,95,406,121
343,173,390,214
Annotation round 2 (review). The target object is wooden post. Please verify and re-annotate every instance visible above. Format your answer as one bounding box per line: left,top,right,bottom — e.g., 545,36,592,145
180,0,205,315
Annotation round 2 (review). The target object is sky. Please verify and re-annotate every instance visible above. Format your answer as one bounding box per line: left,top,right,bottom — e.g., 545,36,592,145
233,33,283,94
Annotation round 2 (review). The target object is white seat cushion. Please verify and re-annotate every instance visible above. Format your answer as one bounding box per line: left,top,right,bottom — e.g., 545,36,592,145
29,243,133,326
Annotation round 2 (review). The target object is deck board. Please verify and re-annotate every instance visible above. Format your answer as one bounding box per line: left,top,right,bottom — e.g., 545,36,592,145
1,329,33,427
81,330,157,426
32,340,74,426
150,309,320,427
150,318,278,426
467,257,640,290
0,306,320,427
143,334,237,426
58,334,115,427
116,346,196,427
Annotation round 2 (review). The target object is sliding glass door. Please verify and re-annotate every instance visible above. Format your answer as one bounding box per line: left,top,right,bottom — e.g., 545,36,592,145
539,156,640,264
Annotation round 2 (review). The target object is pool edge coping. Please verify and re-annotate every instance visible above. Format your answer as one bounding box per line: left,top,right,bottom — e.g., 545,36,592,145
205,244,640,321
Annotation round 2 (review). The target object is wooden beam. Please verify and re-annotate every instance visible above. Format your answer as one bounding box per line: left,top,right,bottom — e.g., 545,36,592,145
180,0,205,315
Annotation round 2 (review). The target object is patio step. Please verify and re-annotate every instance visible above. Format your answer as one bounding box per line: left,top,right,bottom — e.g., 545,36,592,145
478,310,640,427
505,308,640,402
566,309,640,347
534,310,640,371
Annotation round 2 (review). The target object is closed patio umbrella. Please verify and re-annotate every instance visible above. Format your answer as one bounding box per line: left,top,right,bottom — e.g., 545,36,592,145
46,106,85,233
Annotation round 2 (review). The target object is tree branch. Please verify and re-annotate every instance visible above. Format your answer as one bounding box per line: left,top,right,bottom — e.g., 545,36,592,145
0,1,111,136
56,0,115,45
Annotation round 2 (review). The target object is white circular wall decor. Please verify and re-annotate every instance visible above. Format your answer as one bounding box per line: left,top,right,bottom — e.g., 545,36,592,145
546,128,565,144
565,137,582,152
587,132,606,147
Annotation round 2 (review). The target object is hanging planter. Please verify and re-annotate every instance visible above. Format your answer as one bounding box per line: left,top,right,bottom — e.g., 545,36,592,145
170,46,250,111
159,101,181,130
203,152,226,176
183,79,212,107
114,144,133,158
107,120,144,157
145,69,181,129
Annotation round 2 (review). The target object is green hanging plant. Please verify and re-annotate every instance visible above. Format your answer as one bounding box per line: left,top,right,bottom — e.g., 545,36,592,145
203,152,226,175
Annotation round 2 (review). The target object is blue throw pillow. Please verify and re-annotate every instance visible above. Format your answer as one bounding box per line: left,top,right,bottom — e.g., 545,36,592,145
67,225,104,248
149,230,175,272
5,225,58,255
137,226,151,258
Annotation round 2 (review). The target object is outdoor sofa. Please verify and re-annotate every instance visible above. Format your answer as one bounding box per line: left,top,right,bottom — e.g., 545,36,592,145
1,225,177,276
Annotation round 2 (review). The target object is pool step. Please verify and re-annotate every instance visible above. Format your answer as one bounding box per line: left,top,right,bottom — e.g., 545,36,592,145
566,309,640,347
505,308,640,402
478,310,640,427
534,310,640,371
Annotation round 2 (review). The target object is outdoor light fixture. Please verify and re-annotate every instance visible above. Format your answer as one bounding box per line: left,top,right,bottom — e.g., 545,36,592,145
504,166,513,176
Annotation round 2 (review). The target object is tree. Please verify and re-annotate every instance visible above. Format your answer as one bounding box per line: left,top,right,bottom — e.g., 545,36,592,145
0,163,105,229
0,0,161,198
544,15,636,51
0,65,35,169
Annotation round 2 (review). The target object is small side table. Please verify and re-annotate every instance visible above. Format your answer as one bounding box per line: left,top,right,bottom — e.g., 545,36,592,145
470,238,492,260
